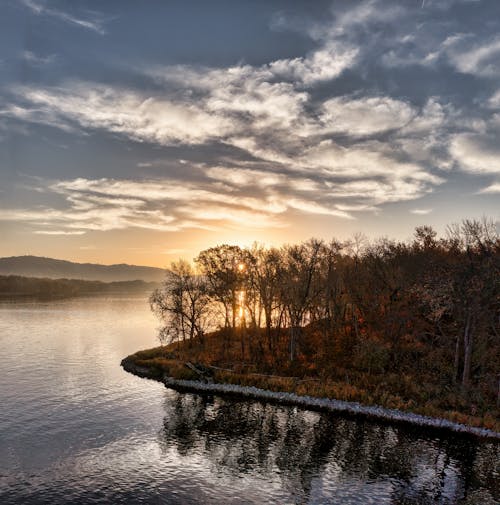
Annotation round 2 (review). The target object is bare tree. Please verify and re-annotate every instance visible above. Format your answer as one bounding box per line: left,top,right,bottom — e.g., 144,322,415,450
446,218,499,387
248,244,282,351
150,260,209,347
315,240,346,353
195,245,246,330
280,239,324,361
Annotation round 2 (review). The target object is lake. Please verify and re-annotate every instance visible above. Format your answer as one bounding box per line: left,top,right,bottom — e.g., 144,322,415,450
0,295,498,504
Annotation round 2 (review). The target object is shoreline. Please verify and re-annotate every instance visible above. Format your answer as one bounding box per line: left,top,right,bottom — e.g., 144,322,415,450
121,357,500,441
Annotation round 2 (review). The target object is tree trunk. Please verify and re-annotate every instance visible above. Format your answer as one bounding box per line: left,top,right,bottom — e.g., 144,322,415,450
497,375,500,408
265,307,272,351
462,311,473,387
290,324,300,361
454,334,461,382
180,313,186,343
240,327,245,360
352,310,360,341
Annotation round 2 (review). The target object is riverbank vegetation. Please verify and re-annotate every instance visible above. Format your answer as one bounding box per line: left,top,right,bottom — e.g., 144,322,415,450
134,219,499,431
0,275,158,299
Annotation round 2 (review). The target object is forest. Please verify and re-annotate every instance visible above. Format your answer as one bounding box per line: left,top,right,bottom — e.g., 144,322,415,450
0,275,157,299
148,219,499,429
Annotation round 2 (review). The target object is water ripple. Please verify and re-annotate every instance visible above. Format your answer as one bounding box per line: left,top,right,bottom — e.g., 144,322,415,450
0,296,498,504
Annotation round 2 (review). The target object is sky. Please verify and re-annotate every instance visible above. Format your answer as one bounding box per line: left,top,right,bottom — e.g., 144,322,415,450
0,0,499,267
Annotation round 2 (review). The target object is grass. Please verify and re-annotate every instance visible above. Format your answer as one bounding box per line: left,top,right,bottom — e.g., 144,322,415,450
123,328,500,433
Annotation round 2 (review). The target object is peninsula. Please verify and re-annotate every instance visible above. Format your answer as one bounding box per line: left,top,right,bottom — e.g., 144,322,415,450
123,222,499,438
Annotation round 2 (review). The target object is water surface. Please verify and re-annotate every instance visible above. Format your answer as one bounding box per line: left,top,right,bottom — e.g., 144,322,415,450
0,296,498,504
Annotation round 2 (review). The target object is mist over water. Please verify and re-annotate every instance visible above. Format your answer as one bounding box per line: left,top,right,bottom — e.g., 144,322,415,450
0,296,497,504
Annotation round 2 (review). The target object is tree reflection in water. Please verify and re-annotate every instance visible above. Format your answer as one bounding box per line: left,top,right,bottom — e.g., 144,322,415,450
158,392,499,505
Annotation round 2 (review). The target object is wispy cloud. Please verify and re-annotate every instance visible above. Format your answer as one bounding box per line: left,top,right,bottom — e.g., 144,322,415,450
0,158,445,236
446,36,500,77
410,208,433,215
20,0,106,34
17,85,233,144
34,230,86,235
478,182,500,193
22,50,55,65
449,132,500,175
0,103,78,133
9,38,448,213
269,42,359,86
6,0,499,239
488,90,500,108
6,54,448,235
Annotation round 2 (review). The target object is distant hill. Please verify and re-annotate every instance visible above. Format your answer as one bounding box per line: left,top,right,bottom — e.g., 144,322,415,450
0,256,167,282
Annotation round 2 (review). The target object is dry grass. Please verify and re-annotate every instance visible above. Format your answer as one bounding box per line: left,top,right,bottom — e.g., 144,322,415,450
124,327,500,432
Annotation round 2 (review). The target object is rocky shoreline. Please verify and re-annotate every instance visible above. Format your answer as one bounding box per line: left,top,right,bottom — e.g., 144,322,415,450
121,357,500,441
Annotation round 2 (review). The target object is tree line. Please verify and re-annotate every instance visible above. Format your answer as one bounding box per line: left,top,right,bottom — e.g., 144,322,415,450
0,275,157,299
150,218,499,401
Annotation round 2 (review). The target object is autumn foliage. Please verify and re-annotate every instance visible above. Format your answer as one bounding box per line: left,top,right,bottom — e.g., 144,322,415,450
147,219,499,430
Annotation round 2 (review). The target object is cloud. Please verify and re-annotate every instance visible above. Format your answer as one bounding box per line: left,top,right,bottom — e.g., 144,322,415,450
269,42,359,86
309,0,405,40
18,85,234,144
295,139,443,184
286,199,354,219
22,51,55,65
446,36,500,77
479,182,500,193
11,63,447,209
372,3,500,79
8,68,447,225
320,96,416,136
489,90,500,108
381,48,440,68
6,0,473,235
55,175,354,226
0,103,78,133
0,176,311,235
204,77,308,130
399,98,448,134
20,0,106,34
156,34,357,91
325,178,437,205
410,209,433,215
1,165,411,236
205,166,287,189
449,133,500,174
34,230,86,235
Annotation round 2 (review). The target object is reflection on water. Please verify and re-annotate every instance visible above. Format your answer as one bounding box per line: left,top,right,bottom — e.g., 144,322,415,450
159,394,499,505
0,296,498,504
